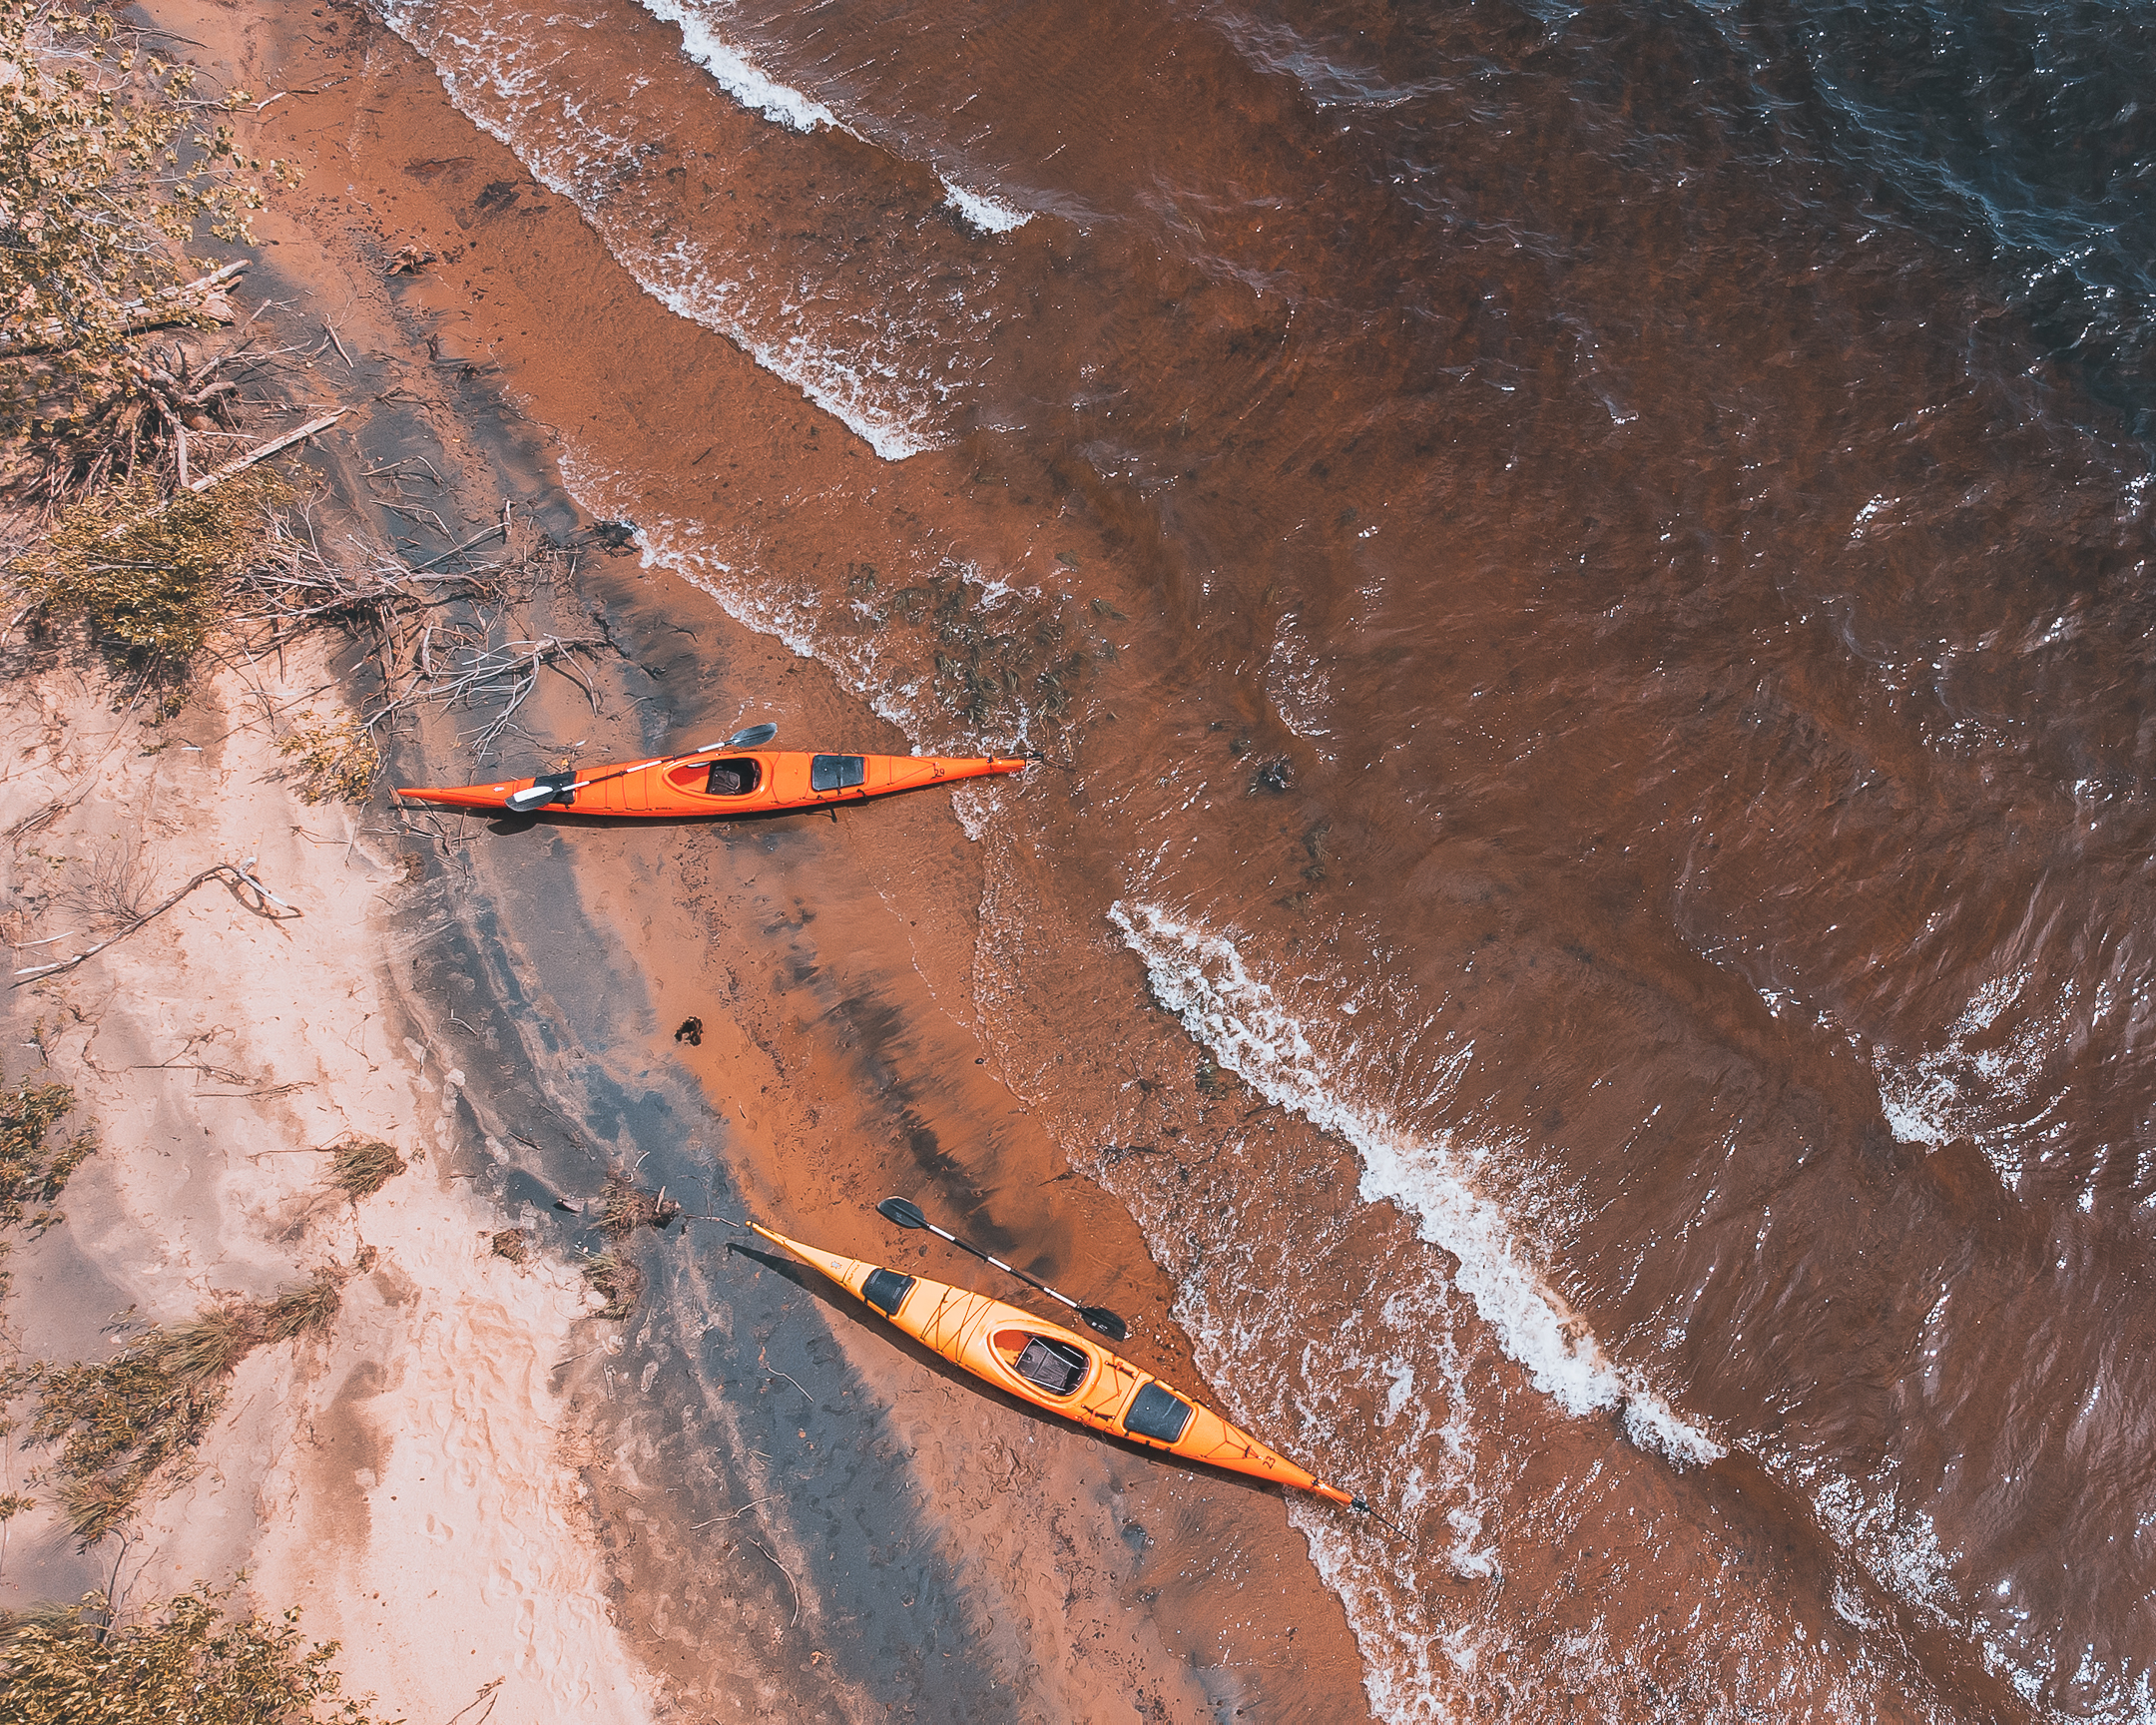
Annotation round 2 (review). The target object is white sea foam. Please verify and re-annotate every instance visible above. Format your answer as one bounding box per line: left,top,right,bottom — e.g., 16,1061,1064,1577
376,0,940,461
939,178,1033,235
633,0,847,135
1871,967,2077,1191
1109,897,1724,1467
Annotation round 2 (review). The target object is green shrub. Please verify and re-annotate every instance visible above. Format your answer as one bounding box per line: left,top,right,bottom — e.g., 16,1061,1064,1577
11,468,287,665
275,713,379,806
22,1272,345,1547
0,1078,91,1236
0,1581,387,1724
24,1342,226,1546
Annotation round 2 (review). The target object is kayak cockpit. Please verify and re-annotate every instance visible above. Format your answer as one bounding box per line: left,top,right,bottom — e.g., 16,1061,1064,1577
665,757,764,798
995,1329,1091,1399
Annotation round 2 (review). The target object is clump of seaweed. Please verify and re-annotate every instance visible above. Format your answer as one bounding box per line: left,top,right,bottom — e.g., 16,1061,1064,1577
580,1251,642,1321
275,711,379,805
323,1138,404,1201
597,1169,680,1237
488,1227,529,1265
0,1580,387,1725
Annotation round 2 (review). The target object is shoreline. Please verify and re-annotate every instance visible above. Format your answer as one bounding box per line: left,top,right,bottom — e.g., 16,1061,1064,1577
3,1,1379,1720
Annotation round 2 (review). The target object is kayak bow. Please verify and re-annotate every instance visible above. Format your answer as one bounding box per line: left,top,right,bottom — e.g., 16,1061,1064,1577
397,746,1024,818
753,1222,1363,1509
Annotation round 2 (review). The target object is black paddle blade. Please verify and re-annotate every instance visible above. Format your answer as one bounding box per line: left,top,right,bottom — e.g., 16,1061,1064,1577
1077,1305,1129,1342
876,1196,929,1230
725,722,778,748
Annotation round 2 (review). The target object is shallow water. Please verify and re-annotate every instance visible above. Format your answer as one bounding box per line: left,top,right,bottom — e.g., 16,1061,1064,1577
369,0,2156,1714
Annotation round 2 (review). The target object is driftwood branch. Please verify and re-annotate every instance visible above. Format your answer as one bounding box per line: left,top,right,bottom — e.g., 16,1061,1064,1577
1,261,251,357
187,409,348,493
12,858,296,988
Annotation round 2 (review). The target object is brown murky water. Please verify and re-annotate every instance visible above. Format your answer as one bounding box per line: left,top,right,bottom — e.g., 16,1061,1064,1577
359,0,2156,1714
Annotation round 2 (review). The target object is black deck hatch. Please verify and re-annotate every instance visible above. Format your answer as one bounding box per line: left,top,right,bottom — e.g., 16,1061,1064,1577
1124,1382,1195,1443
810,754,867,791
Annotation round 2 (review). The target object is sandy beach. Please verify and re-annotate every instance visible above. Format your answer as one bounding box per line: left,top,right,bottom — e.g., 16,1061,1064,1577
1,1,1377,1719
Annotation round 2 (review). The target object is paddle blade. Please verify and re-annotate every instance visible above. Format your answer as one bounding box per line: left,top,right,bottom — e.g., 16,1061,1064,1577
1077,1305,1129,1342
726,722,778,748
504,786,557,813
876,1196,929,1231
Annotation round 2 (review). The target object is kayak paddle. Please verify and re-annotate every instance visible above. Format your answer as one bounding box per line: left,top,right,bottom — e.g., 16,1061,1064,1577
875,1195,1130,1341
504,722,779,813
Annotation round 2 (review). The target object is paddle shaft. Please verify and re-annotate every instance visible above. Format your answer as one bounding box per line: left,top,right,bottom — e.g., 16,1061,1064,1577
921,1219,1084,1313
507,725,775,810
509,744,720,808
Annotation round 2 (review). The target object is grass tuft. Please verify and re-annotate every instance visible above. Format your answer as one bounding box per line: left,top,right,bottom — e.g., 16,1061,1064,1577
324,1138,404,1200
262,1270,342,1342
156,1302,263,1387
489,1227,529,1265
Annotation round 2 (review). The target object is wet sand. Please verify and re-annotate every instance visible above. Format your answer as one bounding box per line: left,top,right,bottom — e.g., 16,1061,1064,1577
0,0,1380,1716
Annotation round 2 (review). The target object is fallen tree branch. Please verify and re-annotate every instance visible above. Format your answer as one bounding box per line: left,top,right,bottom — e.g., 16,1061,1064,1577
187,408,348,493
12,858,296,987
1,262,251,357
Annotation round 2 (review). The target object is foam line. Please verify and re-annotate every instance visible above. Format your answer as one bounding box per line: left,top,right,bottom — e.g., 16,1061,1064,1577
633,0,849,135
1109,897,1724,1467
939,178,1032,234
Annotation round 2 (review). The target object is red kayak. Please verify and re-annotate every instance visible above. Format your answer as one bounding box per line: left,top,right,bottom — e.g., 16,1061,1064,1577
397,741,1024,818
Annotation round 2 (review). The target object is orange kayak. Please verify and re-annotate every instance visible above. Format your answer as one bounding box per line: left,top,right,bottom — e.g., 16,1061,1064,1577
753,1223,1361,1508
396,747,1024,817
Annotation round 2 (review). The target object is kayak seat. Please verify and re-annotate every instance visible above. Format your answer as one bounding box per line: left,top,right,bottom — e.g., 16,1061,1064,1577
1014,1336,1089,1398
810,754,867,792
1123,1382,1195,1444
701,758,762,797
861,1267,915,1317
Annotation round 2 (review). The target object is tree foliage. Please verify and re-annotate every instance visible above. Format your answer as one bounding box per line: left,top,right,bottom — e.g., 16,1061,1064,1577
0,4,284,416
8,466,287,665
0,1581,390,1724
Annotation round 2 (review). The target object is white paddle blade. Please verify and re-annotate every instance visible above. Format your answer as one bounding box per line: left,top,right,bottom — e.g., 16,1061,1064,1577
504,786,556,812
725,722,778,748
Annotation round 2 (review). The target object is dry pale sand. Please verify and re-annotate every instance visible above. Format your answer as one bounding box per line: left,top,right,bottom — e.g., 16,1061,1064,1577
0,636,651,1723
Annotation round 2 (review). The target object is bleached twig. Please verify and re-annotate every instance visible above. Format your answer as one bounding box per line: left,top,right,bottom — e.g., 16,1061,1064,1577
11,858,296,987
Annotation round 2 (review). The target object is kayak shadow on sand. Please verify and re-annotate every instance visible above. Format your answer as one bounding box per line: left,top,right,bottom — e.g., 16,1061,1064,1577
479,804,852,838
721,1241,1293,1502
